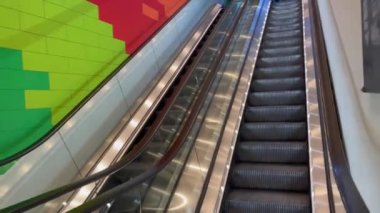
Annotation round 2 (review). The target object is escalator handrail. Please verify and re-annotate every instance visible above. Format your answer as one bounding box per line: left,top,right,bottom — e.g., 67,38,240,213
309,0,369,212
0,6,221,213
0,2,191,167
67,1,249,212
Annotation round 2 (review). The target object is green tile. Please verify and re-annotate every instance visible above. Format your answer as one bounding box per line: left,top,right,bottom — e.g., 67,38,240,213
0,69,49,90
66,26,99,46
19,0,44,17
0,7,20,29
46,37,85,59
0,109,51,130
0,90,25,110
0,48,22,69
25,90,73,109
22,51,69,74
0,120,52,160
20,13,67,39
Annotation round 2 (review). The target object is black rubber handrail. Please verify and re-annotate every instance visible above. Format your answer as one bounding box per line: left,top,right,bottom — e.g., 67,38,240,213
0,2,190,167
0,7,221,213
67,1,248,212
309,0,369,212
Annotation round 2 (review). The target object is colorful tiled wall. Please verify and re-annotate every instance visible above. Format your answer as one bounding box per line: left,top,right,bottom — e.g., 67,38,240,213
0,0,187,170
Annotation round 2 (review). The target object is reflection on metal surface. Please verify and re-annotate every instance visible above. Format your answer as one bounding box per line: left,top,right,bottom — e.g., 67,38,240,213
142,3,250,210
163,2,261,212
59,5,222,212
303,0,331,212
199,0,270,212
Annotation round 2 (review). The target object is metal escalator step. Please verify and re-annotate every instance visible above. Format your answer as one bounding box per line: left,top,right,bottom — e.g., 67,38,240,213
231,163,309,191
224,190,311,213
268,18,300,26
172,96,192,111
164,110,186,125
240,122,307,141
135,144,165,163
264,30,302,40
272,5,301,11
255,65,304,79
237,141,308,163
251,77,305,92
151,125,179,141
248,90,306,106
273,0,300,6
245,105,306,122
269,13,301,21
262,37,302,48
271,8,301,15
267,24,301,33
257,54,303,67
260,46,302,57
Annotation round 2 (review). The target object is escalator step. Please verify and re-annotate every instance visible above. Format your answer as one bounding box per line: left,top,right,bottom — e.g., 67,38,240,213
255,65,304,79
268,18,300,26
260,46,302,58
245,105,306,122
224,190,310,213
267,24,301,33
223,0,311,212
264,30,302,40
268,13,300,21
272,4,300,11
172,96,192,111
257,54,303,67
271,8,301,15
251,77,305,92
262,37,302,48
164,110,186,125
240,122,307,141
230,163,309,191
248,90,306,106
273,0,300,6
237,141,308,163
151,125,179,141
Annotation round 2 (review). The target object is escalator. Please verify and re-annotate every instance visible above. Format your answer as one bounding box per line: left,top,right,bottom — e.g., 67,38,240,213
97,2,248,212
223,0,311,212
3,0,369,212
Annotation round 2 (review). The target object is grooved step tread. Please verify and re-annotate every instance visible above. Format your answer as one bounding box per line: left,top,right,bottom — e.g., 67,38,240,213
240,122,307,141
248,90,306,106
251,77,305,92
245,105,306,122
262,37,302,48
224,190,311,213
223,0,311,212
237,141,308,163
255,65,304,79
230,163,309,191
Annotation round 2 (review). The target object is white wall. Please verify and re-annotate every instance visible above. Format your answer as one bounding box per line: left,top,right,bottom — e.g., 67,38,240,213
317,0,380,211
0,0,218,209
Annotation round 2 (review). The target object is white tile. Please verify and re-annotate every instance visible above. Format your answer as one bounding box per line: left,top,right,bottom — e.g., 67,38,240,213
151,21,181,70
59,78,129,170
116,43,159,108
0,134,78,207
